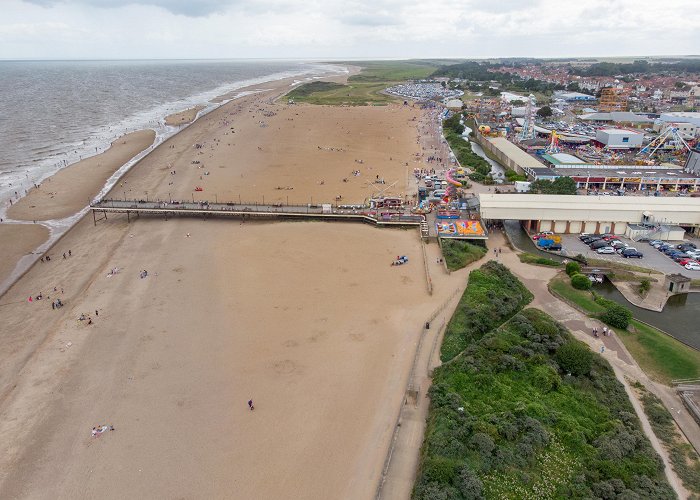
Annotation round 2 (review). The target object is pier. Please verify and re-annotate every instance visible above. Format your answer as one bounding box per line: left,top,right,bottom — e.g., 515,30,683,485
90,199,425,227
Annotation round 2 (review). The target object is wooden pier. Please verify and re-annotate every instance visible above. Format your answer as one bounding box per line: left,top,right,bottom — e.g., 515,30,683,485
89,199,425,227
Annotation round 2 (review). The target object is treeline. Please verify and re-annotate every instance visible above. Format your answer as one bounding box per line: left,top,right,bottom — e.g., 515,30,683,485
432,61,564,95
413,264,675,499
442,115,493,183
572,59,700,76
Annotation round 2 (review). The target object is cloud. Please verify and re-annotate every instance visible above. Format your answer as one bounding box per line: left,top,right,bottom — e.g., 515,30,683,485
24,0,236,17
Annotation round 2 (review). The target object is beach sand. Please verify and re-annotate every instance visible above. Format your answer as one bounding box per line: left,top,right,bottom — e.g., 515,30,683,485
0,75,453,499
164,106,205,126
0,224,50,285
7,130,155,221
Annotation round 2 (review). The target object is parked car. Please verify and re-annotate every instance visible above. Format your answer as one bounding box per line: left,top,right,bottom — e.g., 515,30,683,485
677,243,697,252
672,253,691,262
617,246,637,254
621,249,644,258
431,189,446,198
591,241,609,250
610,241,627,249
678,258,699,266
583,236,602,244
596,246,616,254
684,263,700,271
648,240,662,246
579,233,592,240
602,235,620,242
532,231,554,240
548,243,562,251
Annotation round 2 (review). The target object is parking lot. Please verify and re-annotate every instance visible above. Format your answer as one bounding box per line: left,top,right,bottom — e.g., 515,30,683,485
559,235,699,275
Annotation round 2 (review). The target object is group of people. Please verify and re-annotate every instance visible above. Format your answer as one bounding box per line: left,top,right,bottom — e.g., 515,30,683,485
592,326,611,338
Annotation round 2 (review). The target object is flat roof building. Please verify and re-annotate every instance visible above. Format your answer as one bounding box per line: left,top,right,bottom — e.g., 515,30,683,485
595,128,644,149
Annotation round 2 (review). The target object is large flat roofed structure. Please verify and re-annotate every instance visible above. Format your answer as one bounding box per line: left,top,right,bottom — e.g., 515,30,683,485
479,193,700,236
481,137,547,178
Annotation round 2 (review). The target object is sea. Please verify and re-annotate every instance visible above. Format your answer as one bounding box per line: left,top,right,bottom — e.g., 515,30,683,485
0,59,345,211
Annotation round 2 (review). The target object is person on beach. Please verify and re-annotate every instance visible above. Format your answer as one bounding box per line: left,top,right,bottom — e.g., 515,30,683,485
248,399,254,411
602,326,608,336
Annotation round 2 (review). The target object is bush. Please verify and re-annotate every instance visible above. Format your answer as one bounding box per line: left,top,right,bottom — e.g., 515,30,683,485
639,279,651,295
571,273,592,290
600,302,632,329
566,261,581,276
556,341,593,376
441,240,487,271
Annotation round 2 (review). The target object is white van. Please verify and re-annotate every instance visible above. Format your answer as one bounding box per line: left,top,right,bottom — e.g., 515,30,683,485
432,189,447,198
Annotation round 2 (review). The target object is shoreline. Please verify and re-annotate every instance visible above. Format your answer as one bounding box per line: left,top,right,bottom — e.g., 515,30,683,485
164,106,205,126
0,67,349,297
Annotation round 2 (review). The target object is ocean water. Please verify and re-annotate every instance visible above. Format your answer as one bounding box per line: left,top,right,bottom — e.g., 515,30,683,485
0,59,343,209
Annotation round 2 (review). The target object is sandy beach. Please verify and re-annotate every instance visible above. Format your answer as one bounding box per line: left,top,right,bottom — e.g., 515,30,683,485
164,105,205,126
0,72,453,499
7,130,155,221
0,224,50,285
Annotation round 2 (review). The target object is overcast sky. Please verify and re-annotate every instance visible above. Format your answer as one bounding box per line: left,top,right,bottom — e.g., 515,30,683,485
2,0,699,60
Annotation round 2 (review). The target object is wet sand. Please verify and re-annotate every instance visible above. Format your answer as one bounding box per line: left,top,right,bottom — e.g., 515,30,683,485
164,106,205,126
0,73,453,499
7,130,155,221
0,224,50,285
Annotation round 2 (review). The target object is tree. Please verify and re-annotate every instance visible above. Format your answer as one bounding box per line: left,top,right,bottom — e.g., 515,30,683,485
528,177,576,195
600,303,632,329
566,261,581,277
571,273,592,290
556,341,593,376
536,105,553,119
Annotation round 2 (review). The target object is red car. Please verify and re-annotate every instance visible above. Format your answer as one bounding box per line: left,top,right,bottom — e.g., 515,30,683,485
602,235,619,241
532,231,553,240
679,258,699,266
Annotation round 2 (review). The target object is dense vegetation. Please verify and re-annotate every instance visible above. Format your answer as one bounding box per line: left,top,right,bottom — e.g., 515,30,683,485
572,59,700,76
442,115,493,183
594,296,632,329
638,385,700,498
286,81,345,99
440,261,533,362
414,306,675,500
432,61,564,95
441,240,487,272
528,177,577,195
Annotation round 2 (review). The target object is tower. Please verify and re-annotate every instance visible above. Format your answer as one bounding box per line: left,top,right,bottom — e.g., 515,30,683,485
518,94,536,142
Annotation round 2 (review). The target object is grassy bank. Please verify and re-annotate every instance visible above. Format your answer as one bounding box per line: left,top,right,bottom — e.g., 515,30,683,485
636,384,700,497
286,60,438,105
518,252,562,268
441,240,487,271
549,274,700,384
414,307,674,499
587,258,663,276
440,261,533,362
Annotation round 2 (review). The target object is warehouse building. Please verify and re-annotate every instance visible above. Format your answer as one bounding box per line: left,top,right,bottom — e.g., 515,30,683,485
595,128,644,149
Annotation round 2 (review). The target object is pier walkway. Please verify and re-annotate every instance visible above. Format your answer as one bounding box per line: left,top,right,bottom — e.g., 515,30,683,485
90,199,425,227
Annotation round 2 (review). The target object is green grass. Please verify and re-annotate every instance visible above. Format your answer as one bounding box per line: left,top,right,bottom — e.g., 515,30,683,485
587,258,663,275
549,275,700,384
616,320,700,384
441,240,487,271
286,60,439,106
414,307,674,500
637,385,700,497
549,275,606,314
518,252,562,268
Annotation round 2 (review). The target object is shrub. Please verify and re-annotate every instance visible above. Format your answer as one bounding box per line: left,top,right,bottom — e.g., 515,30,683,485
600,302,632,329
566,261,581,276
639,279,651,295
571,273,592,290
556,341,593,376
457,467,484,499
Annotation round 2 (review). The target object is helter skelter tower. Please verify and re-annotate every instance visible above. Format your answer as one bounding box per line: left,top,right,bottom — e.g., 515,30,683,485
518,94,536,142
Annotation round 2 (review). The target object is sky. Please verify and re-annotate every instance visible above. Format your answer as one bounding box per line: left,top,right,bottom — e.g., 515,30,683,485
1,0,699,60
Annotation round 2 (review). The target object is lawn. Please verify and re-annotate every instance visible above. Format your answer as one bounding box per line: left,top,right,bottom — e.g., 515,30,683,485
549,275,700,384
549,275,606,314
518,252,562,268
441,240,486,271
616,320,700,384
286,60,440,106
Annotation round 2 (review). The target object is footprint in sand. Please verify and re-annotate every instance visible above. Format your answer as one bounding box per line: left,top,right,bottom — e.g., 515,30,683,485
283,339,299,348
349,333,365,342
273,359,297,375
400,275,413,284
308,330,327,343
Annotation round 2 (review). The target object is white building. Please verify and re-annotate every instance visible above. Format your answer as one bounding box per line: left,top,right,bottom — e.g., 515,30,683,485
653,121,699,139
659,112,700,128
595,128,644,149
